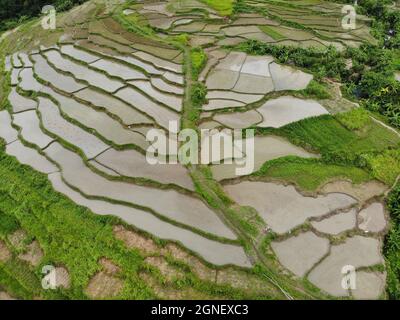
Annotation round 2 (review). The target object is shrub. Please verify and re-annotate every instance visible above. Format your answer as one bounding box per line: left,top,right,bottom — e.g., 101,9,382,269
301,80,331,99
191,83,207,107
191,47,207,79
385,183,400,299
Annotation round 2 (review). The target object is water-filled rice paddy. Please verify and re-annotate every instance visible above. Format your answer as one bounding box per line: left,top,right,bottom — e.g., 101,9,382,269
0,0,393,299
211,135,317,180
44,142,237,239
224,181,357,233
13,110,54,149
257,96,329,128
37,97,109,158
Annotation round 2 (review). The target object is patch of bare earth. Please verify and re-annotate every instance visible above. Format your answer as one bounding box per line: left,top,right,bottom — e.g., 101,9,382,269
85,258,123,299
100,257,121,275
53,267,71,289
0,291,16,300
140,273,220,300
113,225,217,282
145,256,184,282
0,240,11,263
320,180,388,203
18,241,44,267
7,229,27,250
114,229,276,297
113,225,158,255
85,273,124,299
162,244,216,282
216,268,276,296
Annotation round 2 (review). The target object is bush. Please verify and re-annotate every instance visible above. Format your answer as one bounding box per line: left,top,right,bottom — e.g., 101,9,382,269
191,82,207,107
301,80,331,99
235,40,347,80
191,47,207,79
385,183,400,299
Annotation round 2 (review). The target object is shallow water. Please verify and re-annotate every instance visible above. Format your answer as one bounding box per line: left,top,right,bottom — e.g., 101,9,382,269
203,99,244,111
206,69,239,90
18,68,43,92
74,88,152,125
116,87,180,129
151,78,184,95
60,44,100,63
272,232,329,277
41,86,149,150
269,63,313,91
225,181,357,233
95,148,194,190
241,55,273,77
10,68,20,86
358,203,387,233
129,80,182,111
211,135,316,180
233,73,274,94
163,71,184,85
214,110,262,129
44,142,237,240
0,111,18,144
48,172,250,267
37,97,108,159
91,59,148,81
311,209,357,235
257,96,329,128
6,140,57,174
18,53,33,68
43,50,124,93
207,90,263,104
308,236,383,297
132,51,182,73
8,87,37,113
31,54,85,93
13,110,54,149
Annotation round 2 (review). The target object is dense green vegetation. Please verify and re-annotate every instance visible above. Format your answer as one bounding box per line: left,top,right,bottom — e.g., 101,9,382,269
267,115,400,166
0,141,151,299
253,156,372,191
234,41,347,80
0,0,88,31
200,0,234,16
365,149,400,185
253,111,400,190
300,80,331,100
190,47,207,79
258,25,285,41
336,108,371,131
385,182,400,299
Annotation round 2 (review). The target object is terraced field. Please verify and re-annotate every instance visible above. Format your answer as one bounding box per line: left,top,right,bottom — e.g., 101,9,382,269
0,0,399,300
139,0,376,50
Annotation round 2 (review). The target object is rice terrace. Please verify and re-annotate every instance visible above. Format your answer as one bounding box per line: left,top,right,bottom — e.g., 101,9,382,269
0,0,400,303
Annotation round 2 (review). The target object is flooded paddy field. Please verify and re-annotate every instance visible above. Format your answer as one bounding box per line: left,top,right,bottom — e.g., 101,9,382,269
0,0,395,300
